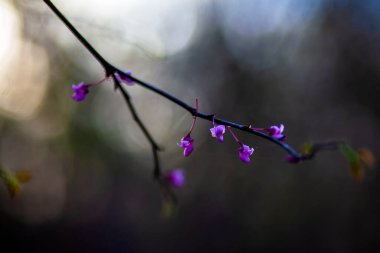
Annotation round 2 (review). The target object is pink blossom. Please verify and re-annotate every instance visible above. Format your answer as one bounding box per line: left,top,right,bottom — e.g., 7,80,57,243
239,144,254,163
267,124,285,140
165,169,185,188
72,82,89,101
177,134,194,157
115,70,134,85
210,125,226,143
286,156,300,163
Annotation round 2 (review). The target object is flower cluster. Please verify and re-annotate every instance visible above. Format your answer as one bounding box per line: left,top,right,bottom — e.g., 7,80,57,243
178,113,261,164
42,0,374,202
176,114,290,166
71,74,288,188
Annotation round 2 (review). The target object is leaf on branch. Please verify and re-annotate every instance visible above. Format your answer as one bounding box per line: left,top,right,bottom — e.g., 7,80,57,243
15,169,32,183
339,144,366,183
302,143,315,156
358,148,375,168
0,168,21,198
159,181,179,219
0,167,31,198
161,198,177,219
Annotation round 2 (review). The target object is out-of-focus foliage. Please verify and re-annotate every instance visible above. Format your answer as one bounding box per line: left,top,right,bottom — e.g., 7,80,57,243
339,144,364,182
0,167,31,198
358,148,375,168
302,143,315,157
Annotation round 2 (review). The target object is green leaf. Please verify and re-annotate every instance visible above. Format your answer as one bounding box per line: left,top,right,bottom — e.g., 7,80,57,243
0,167,21,198
302,143,315,156
339,144,363,183
161,198,177,219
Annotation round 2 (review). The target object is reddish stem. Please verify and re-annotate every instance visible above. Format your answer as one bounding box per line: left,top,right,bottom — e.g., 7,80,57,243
227,126,241,145
188,98,198,133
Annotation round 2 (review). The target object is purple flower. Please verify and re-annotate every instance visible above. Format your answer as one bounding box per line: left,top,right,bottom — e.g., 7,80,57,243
165,169,185,188
115,70,134,85
177,134,194,157
286,156,300,163
210,125,226,143
72,82,89,102
267,124,285,140
238,144,254,163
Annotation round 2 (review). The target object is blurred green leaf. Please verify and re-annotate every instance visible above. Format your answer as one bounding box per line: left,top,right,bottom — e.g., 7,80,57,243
0,167,32,198
161,198,177,219
302,143,315,156
0,167,21,198
339,144,363,183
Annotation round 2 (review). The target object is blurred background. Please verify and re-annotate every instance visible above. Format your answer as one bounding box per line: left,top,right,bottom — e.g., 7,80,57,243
1,0,380,252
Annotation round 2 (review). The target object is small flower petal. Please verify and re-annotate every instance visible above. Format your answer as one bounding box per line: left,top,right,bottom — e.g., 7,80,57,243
71,82,89,102
286,156,300,163
177,135,194,157
183,145,193,157
115,70,134,85
267,124,285,140
238,144,254,163
165,169,185,188
210,125,226,143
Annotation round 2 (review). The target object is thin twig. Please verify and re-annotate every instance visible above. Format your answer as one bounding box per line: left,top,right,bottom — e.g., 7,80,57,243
111,74,162,179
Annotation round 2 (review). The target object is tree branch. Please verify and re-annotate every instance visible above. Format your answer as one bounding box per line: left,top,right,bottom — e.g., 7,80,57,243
43,0,345,163
111,74,162,179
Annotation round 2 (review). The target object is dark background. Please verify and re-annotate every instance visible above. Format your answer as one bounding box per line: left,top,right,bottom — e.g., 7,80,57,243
0,0,379,252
